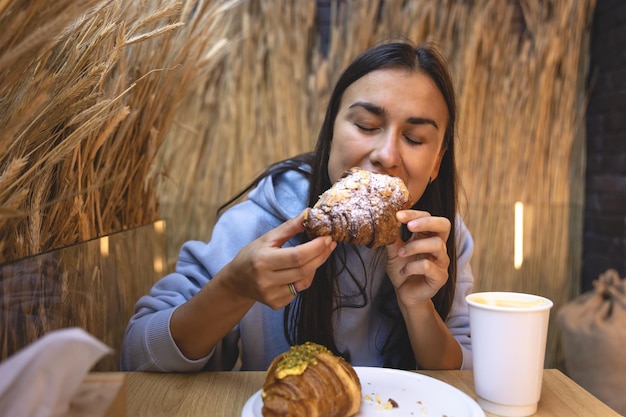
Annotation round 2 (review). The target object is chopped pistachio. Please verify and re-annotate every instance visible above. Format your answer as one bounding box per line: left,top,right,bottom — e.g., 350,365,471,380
275,342,331,379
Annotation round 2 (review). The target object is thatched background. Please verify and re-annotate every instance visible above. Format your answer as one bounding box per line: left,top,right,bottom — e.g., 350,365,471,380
0,0,238,263
1,0,595,370
156,0,595,368
0,0,240,368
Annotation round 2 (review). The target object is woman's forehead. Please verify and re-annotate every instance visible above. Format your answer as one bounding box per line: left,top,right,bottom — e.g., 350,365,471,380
341,68,448,122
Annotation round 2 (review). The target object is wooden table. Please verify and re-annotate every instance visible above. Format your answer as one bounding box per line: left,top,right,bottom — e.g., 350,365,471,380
117,369,621,417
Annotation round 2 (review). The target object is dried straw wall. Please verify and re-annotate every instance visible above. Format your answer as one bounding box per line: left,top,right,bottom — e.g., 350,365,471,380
1,0,595,369
0,0,238,263
0,0,241,368
156,0,595,368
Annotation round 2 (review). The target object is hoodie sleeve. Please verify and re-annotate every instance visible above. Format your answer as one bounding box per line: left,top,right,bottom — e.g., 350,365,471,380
446,216,475,370
120,201,279,371
120,170,310,372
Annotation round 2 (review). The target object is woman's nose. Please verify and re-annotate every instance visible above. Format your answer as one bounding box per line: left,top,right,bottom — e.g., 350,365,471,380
370,130,401,169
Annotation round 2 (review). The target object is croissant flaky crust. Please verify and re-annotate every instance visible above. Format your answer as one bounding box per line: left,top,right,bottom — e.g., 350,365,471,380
261,342,361,417
303,167,413,247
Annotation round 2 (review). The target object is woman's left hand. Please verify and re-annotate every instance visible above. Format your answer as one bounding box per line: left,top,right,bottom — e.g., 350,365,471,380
386,210,451,307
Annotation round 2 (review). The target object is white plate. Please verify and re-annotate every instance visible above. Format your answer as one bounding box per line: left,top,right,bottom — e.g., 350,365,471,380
241,366,486,416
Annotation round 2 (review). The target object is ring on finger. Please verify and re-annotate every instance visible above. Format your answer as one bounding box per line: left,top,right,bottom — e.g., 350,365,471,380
287,282,298,296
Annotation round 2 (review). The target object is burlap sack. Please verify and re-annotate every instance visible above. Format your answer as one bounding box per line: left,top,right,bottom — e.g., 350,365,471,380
557,269,626,416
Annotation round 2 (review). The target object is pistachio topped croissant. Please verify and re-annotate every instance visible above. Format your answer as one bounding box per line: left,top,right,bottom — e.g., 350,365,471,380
261,342,361,417
303,167,413,247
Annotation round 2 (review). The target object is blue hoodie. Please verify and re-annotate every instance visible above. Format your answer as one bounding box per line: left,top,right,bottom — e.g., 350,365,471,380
120,167,474,372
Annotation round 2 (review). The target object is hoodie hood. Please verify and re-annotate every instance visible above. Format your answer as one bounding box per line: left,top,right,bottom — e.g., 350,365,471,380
246,166,311,222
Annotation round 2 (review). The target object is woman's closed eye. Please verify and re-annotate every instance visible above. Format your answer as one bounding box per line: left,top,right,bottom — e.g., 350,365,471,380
356,123,425,146
355,123,379,133
403,134,424,146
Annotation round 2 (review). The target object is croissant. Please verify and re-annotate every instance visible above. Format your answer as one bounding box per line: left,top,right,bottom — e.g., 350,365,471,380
261,342,361,417
303,167,413,247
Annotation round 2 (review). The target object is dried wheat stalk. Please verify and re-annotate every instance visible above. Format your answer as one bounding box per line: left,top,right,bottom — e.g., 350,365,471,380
0,0,240,263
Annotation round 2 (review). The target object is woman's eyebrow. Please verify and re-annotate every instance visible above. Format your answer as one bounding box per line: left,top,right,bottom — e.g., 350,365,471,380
407,116,439,130
348,101,439,130
348,101,385,116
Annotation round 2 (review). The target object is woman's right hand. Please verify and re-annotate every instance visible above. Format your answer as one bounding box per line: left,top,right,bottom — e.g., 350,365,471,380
218,211,336,309
171,211,336,360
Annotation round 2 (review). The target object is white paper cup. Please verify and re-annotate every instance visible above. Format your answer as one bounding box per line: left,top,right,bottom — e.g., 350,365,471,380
466,292,553,417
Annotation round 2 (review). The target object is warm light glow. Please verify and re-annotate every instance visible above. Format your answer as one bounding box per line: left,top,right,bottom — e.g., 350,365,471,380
100,236,110,257
154,255,164,274
514,202,524,269
154,220,166,234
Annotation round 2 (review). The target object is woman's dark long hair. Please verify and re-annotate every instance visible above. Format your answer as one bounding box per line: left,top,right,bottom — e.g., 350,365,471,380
221,40,459,369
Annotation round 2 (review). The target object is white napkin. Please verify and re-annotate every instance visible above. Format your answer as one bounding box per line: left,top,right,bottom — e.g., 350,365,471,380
0,327,113,417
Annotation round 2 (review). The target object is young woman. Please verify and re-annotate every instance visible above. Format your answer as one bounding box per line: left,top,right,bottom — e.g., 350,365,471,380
121,40,474,372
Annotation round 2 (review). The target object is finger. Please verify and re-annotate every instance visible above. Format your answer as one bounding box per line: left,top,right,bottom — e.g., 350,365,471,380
260,255,331,292
396,209,431,224
274,241,337,293
287,282,299,297
400,258,447,282
385,236,403,260
263,235,335,272
261,275,308,309
388,210,431,257
405,216,451,242
262,212,307,248
401,236,449,262
280,242,330,292
406,214,450,233
265,283,301,310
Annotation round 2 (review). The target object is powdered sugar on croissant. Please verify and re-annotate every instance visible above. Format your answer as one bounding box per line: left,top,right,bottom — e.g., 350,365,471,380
303,167,413,247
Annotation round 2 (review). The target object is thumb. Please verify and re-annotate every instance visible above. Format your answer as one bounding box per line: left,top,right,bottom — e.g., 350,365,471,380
264,211,306,248
385,236,404,262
